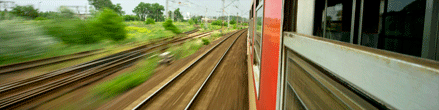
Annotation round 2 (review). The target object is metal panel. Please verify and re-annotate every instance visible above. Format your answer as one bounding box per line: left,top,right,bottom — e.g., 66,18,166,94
422,0,439,60
283,32,439,109
276,0,286,109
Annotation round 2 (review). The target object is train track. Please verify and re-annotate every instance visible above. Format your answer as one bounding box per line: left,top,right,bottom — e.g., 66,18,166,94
183,28,200,34
0,30,214,109
0,49,103,74
131,29,246,110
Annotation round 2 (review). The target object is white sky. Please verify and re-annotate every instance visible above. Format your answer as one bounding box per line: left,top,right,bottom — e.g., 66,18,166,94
1,0,251,18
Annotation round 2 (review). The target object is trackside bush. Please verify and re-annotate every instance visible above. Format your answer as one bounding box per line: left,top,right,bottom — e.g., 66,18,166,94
42,19,101,44
188,19,194,25
145,18,155,24
162,19,181,34
202,38,210,45
91,8,127,41
0,19,56,63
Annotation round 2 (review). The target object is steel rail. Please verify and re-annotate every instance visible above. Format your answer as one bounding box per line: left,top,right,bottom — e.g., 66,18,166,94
184,30,246,110
0,49,103,74
131,29,244,110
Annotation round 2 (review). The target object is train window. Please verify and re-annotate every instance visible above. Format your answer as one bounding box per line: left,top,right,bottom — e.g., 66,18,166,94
283,0,298,32
253,4,263,98
313,0,354,43
359,0,426,57
283,48,378,109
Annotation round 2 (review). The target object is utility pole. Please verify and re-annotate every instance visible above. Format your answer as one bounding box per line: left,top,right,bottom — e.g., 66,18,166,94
227,11,230,28
172,10,174,21
222,0,225,20
205,8,208,29
237,12,239,28
166,0,169,19
222,0,225,28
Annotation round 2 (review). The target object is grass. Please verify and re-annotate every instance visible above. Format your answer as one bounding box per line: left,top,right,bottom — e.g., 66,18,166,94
92,55,160,99
167,39,204,60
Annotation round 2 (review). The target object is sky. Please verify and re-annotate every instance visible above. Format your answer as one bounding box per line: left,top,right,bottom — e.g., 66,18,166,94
1,0,252,18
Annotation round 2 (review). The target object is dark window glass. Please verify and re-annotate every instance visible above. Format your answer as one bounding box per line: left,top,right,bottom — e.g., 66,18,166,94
325,1,353,43
313,0,353,43
361,0,426,56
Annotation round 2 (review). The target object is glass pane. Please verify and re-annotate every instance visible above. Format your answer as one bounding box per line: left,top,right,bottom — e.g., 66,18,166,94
361,0,426,56
325,1,353,43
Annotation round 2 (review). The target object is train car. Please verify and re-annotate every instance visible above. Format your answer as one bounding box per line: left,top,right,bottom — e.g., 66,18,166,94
247,0,439,109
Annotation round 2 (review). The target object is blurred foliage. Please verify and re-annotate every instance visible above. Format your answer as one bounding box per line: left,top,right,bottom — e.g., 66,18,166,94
38,7,77,20
91,8,127,41
41,8,126,44
42,19,101,44
88,0,113,10
0,19,56,63
168,39,203,60
162,19,181,34
34,17,48,21
113,3,125,15
211,20,228,26
10,5,39,19
145,18,155,24
88,0,124,15
202,38,210,45
188,19,194,25
230,19,236,24
125,26,151,34
191,16,201,24
123,15,139,21
93,56,159,99
58,6,77,19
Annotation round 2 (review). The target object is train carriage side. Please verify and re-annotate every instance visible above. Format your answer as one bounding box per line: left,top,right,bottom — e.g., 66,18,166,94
248,0,439,110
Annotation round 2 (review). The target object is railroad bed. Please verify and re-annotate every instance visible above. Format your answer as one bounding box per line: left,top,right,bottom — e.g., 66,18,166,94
0,29,214,109
117,29,248,110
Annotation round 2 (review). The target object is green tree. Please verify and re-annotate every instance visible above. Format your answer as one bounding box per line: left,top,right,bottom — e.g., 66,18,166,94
88,0,114,10
173,8,183,21
148,3,164,22
113,3,125,15
10,5,39,19
230,19,236,24
133,2,150,21
123,15,139,21
88,0,124,15
92,8,127,41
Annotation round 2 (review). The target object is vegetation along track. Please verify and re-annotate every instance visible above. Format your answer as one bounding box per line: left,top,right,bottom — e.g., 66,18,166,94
0,29,213,109
131,29,246,110
0,28,200,75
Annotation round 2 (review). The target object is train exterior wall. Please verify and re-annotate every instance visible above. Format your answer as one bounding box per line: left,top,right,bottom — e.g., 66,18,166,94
252,0,283,110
